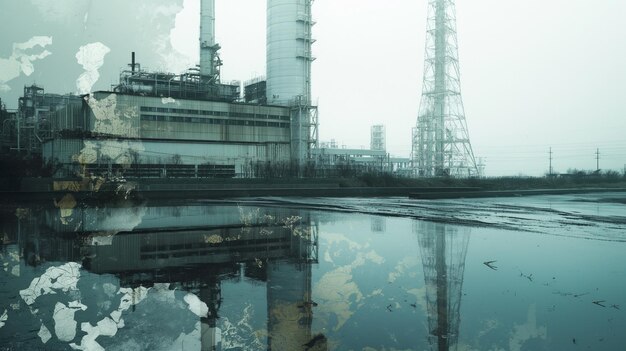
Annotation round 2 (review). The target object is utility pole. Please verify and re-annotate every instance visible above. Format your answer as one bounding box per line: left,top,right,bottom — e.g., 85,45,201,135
595,148,600,172
549,147,553,176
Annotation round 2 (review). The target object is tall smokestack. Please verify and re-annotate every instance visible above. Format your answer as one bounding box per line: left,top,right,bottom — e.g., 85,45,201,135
266,0,314,106
200,0,220,79
267,0,316,171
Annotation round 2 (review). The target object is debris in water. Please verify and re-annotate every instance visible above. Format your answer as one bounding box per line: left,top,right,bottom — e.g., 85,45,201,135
483,260,498,270
592,300,606,307
519,271,533,282
303,333,327,350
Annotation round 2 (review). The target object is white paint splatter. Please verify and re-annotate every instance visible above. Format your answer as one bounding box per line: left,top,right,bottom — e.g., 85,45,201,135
117,286,150,312
0,309,7,328
161,97,179,105
69,317,118,351
0,36,52,91
38,323,52,343
1,246,21,277
86,94,140,138
75,42,110,94
19,262,81,305
184,293,209,318
221,304,261,350
70,286,150,350
53,301,86,342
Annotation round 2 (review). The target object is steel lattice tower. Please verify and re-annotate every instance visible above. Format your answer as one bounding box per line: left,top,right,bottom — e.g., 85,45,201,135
416,222,470,351
412,0,478,177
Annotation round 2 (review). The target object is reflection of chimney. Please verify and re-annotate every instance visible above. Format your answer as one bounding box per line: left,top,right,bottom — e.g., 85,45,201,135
200,281,222,351
267,261,312,350
200,0,220,79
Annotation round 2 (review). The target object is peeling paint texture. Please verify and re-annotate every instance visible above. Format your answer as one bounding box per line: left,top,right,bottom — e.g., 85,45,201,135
184,293,209,318
86,94,141,138
0,309,7,328
38,323,52,343
75,42,110,94
53,301,87,342
0,36,52,91
19,262,81,305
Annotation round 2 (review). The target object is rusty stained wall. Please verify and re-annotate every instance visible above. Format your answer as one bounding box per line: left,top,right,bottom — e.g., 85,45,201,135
43,138,291,171
89,92,291,143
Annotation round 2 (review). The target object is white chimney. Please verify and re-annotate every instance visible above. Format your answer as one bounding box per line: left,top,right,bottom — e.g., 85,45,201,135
200,0,219,78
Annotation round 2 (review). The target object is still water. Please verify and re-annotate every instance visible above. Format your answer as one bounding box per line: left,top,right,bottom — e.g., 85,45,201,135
1,193,625,350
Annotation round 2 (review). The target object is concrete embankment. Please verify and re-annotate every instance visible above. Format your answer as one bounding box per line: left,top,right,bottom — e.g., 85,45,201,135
409,188,626,199
3,176,626,203
1,184,481,203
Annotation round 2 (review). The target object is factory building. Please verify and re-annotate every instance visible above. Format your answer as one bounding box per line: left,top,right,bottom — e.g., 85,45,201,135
0,85,80,155
313,125,411,175
40,0,318,178
44,90,294,178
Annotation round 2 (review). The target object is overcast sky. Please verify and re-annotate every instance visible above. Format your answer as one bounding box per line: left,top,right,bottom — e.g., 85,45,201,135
1,0,625,176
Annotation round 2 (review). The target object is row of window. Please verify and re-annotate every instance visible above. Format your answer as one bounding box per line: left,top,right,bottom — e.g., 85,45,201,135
140,114,290,128
140,106,290,121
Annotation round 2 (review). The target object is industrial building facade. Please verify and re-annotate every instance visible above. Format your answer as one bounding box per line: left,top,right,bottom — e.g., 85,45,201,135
38,0,318,179
43,92,294,178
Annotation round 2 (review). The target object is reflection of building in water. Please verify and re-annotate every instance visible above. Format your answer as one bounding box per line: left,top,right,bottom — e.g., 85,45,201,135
13,203,323,351
415,221,470,351
371,217,386,233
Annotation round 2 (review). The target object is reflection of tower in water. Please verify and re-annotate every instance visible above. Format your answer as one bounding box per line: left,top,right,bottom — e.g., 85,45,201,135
416,221,470,351
267,212,324,351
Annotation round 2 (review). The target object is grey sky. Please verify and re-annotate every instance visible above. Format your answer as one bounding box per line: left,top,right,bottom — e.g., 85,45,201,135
1,0,625,176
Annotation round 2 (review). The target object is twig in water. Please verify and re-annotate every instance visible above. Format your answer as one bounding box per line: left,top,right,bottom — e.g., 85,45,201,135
483,260,498,270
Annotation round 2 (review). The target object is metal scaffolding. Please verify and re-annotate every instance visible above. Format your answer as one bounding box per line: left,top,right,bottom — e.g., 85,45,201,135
416,221,470,351
412,0,478,177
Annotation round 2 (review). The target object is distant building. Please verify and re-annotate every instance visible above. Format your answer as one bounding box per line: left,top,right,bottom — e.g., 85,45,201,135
370,125,386,151
1,85,80,155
